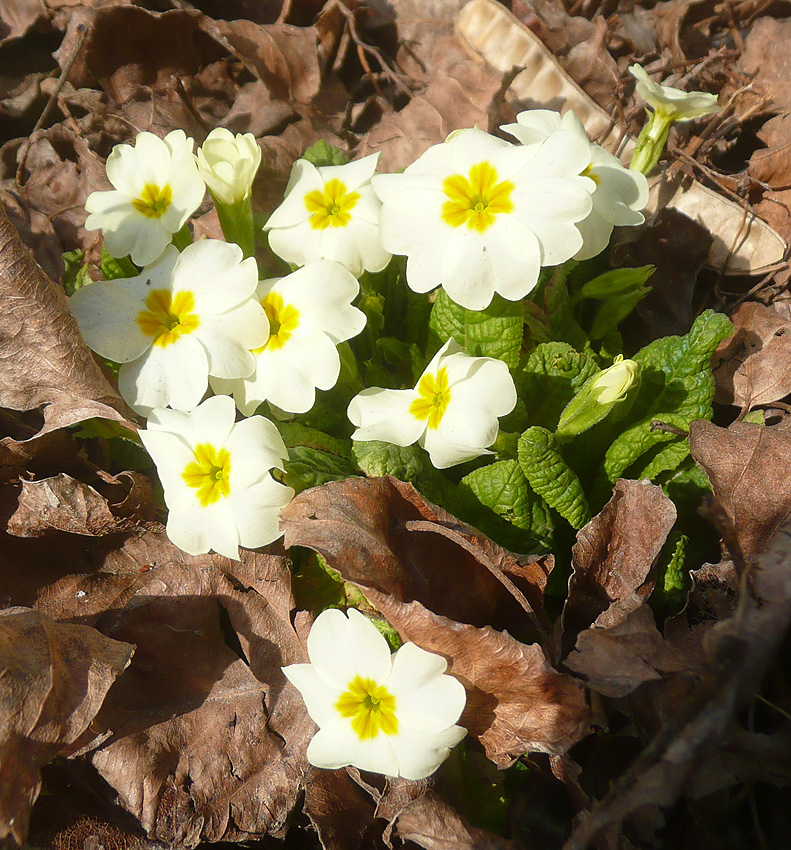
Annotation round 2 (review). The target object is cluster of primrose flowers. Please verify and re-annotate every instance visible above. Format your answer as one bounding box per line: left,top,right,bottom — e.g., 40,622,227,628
68,68,719,780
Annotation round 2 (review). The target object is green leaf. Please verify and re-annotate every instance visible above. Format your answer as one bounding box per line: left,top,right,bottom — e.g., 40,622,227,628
100,246,138,280
599,310,732,486
275,421,351,457
661,532,688,596
62,249,92,296
459,460,554,551
541,263,587,350
517,342,599,431
283,446,358,494
302,140,348,167
429,289,524,369
517,427,590,529
589,287,651,340
577,265,655,299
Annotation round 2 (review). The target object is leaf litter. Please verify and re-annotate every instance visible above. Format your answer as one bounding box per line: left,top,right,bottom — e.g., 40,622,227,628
1,0,791,848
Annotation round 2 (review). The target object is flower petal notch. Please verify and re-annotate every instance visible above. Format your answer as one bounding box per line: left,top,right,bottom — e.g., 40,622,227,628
264,153,391,276
139,394,294,559
85,130,206,266
283,608,467,780
212,260,367,415
348,338,517,468
69,240,268,415
502,109,649,260
372,127,594,310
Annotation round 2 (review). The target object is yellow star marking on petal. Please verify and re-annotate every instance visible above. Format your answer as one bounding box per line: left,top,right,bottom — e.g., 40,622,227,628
441,161,514,232
137,289,200,348
581,164,600,186
182,443,232,507
131,183,173,219
304,178,360,230
255,292,300,352
409,367,451,430
336,676,398,740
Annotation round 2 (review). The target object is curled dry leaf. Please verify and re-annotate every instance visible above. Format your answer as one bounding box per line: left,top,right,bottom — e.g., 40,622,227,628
565,594,690,698
86,534,312,847
712,302,791,412
6,471,159,538
689,419,791,562
0,0,46,45
0,202,135,440
563,518,791,850
0,607,133,845
363,587,591,769
456,0,787,275
303,769,376,850
562,478,677,653
280,476,547,635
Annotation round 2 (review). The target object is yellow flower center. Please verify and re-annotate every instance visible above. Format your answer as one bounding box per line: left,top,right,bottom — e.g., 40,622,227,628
304,179,360,230
136,289,200,348
255,292,300,352
182,443,232,507
441,162,514,232
409,367,451,430
581,164,600,186
131,183,173,219
336,676,398,740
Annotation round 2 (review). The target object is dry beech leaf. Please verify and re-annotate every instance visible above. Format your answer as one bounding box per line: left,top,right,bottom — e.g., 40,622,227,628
565,594,690,698
689,419,791,562
0,0,46,45
0,202,136,440
280,476,545,635
564,519,791,850
6,472,159,538
362,587,591,769
0,607,133,845
562,479,677,652
86,536,312,847
712,302,791,411
741,17,791,114
303,769,375,850
391,791,521,850
455,0,787,275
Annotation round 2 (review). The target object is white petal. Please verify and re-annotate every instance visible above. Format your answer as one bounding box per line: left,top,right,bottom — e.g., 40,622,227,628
173,241,258,312
165,489,240,559
501,109,563,144
230,473,293,549
282,663,342,727
573,211,614,261
306,721,400,776
138,429,194,493
264,159,322,230
420,427,492,469
225,413,289,487
69,281,150,363
388,725,467,780
348,387,425,446
185,394,237,448
444,355,517,418
317,153,379,191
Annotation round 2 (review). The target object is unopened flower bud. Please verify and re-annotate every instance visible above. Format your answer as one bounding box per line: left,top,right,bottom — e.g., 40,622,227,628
196,128,261,205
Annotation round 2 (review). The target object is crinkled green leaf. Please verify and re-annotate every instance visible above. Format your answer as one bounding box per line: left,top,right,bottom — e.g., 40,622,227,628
541,264,587,350
662,532,688,596
517,342,599,431
599,310,732,485
275,422,351,458
100,246,138,280
459,459,554,551
429,289,524,369
302,140,348,167
62,249,92,296
517,427,590,529
283,447,357,494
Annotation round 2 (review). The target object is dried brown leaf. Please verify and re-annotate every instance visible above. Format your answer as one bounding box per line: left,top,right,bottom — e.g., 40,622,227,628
0,201,136,440
562,479,677,651
362,587,591,769
303,769,376,850
741,17,791,114
0,0,46,44
6,471,158,537
87,535,312,846
712,302,791,411
0,607,133,845
689,419,791,561
565,595,690,698
281,476,543,635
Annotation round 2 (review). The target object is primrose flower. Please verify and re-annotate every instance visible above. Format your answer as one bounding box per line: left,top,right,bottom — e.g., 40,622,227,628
264,153,391,276
196,128,261,205
139,395,293,559
212,260,366,415
69,240,268,415
502,110,648,260
372,128,593,311
629,65,721,124
85,130,205,266
348,338,517,468
283,608,466,779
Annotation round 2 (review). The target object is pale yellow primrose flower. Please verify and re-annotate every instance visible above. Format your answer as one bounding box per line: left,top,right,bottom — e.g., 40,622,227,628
69,240,268,416
264,153,391,277
85,130,205,266
283,608,467,780
212,260,367,415
629,64,721,125
195,128,261,206
501,109,648,261
591,355,639,403
348,338,517,469
372,128,594,311
139,395,294,560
